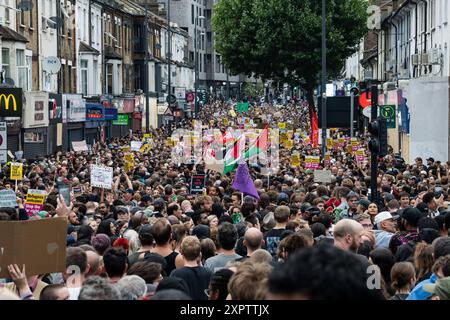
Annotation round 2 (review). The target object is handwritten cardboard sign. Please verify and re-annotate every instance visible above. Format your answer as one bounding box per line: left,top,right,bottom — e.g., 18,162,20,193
72,140,88,152
0,218,67,278
91,165,113,189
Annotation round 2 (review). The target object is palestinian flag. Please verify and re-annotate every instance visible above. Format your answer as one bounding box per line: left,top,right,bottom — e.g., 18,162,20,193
244,126,269,160
223,133,246,174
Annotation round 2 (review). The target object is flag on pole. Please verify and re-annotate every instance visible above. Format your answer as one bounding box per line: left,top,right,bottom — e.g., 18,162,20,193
244,126,268,160
310,107,319,148
232,162,260,200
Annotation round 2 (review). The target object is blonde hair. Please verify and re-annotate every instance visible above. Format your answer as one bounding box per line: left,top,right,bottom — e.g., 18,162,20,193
181,236,201,261
228,262,272,300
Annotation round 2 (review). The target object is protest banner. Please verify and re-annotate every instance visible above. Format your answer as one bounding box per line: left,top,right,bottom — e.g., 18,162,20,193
10,162,22,181
124,153,134,164
351,138,359,151
291,154,301,167
72,140,88,152
356,149,365,162
131,141,142,152
278,122,286,130
305,156,320,170
190,174,206,194
0,218,67,278
0,190,17,208
338,138,346,147
24,189,47,217
326,138,333,150
223,118,229,126
285,140,293,150
91,165,113,189
143,133,151,140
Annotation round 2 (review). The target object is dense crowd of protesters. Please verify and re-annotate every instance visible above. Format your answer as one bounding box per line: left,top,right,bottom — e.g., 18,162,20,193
1,98,450,300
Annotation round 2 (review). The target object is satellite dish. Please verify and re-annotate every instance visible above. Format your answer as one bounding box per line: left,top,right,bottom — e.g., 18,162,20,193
47,16,63,29
18,0,33,11
4,78,15,86
42,57,62,74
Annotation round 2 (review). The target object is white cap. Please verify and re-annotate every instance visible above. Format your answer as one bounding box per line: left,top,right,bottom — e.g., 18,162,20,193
374,211,393,225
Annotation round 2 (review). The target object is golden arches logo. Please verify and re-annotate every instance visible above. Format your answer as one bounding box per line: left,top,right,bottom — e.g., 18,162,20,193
0,94,17,111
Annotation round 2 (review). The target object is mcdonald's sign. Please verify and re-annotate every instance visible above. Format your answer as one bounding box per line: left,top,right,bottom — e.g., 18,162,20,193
0,88,22,117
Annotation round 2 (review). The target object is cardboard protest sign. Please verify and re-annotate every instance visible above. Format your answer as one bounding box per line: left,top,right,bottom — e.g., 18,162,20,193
285,140,293,150
24,189,47,217
223,118,229,126
130,141,142,152
278,122,286,130
140,142,151,154
124,153,134,164
0,218,67,278
229,109,237,117
314,170,332,184
291,154,301,167
351,138,358,151
190,174,206,194
338,138,346,147
326,138,333,150
10,162,23,181
143,133,151,140
91,165,113,189
356,149,365,162
0,190,17,208
305,156,320,170
72,140,88,152
124,162,134,172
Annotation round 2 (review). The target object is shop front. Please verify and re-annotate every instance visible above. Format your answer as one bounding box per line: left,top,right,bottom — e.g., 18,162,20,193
85,103,105,145
104,108,118,140
22,92,49,159
63,94,86,151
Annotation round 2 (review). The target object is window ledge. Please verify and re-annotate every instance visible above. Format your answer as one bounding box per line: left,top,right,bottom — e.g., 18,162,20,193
19,24,26,28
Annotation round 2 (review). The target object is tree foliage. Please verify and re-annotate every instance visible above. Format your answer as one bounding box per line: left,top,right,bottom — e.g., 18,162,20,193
213,0,368,102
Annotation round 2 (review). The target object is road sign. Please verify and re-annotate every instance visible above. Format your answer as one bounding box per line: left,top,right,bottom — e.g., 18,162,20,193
166,94,177,105
380,105,396,129
164,108,173,116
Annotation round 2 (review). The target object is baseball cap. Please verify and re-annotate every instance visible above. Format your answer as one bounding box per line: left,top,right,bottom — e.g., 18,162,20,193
300,202,313,213
358,199,371,209
426,157,435,162
306,206,321,216
423,277,450,300
277,192,289,204
192,224,210,240
125,189,134,194
401,207,423,227
374,211,393,225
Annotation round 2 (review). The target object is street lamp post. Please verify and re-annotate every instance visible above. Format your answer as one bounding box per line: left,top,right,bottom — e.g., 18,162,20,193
321,0,327,156
194,15,205,118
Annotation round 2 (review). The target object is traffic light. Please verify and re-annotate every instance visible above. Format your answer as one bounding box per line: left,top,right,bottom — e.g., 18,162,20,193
368,117,388,156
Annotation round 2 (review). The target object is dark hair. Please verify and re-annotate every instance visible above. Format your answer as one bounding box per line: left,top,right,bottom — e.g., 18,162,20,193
422,192,435,205
127,261,162,283
217,222,238,250
369,248,395,288
66,247,88,273
418,217,439,231
39,284,67,300
151,218,172,245
268,244,384,300
167,203,180,216
201,238,216,263
311,223,327,238
151,289,191,300
103,247,128,278
155,277,190,296
390,262,415,291
241,202,256,218
209,268,234,300
434,237,450,259
315,213,333,229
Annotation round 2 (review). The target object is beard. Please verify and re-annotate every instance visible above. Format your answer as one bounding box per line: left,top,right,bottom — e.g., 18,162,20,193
349,237,360,253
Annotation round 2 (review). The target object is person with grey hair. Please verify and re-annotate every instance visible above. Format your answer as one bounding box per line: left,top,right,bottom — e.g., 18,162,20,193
116,275,147,300
373,212,396,249
78,276,121,300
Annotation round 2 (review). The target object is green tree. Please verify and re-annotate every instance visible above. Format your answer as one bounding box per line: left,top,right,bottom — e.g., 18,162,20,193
213,0,368,107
